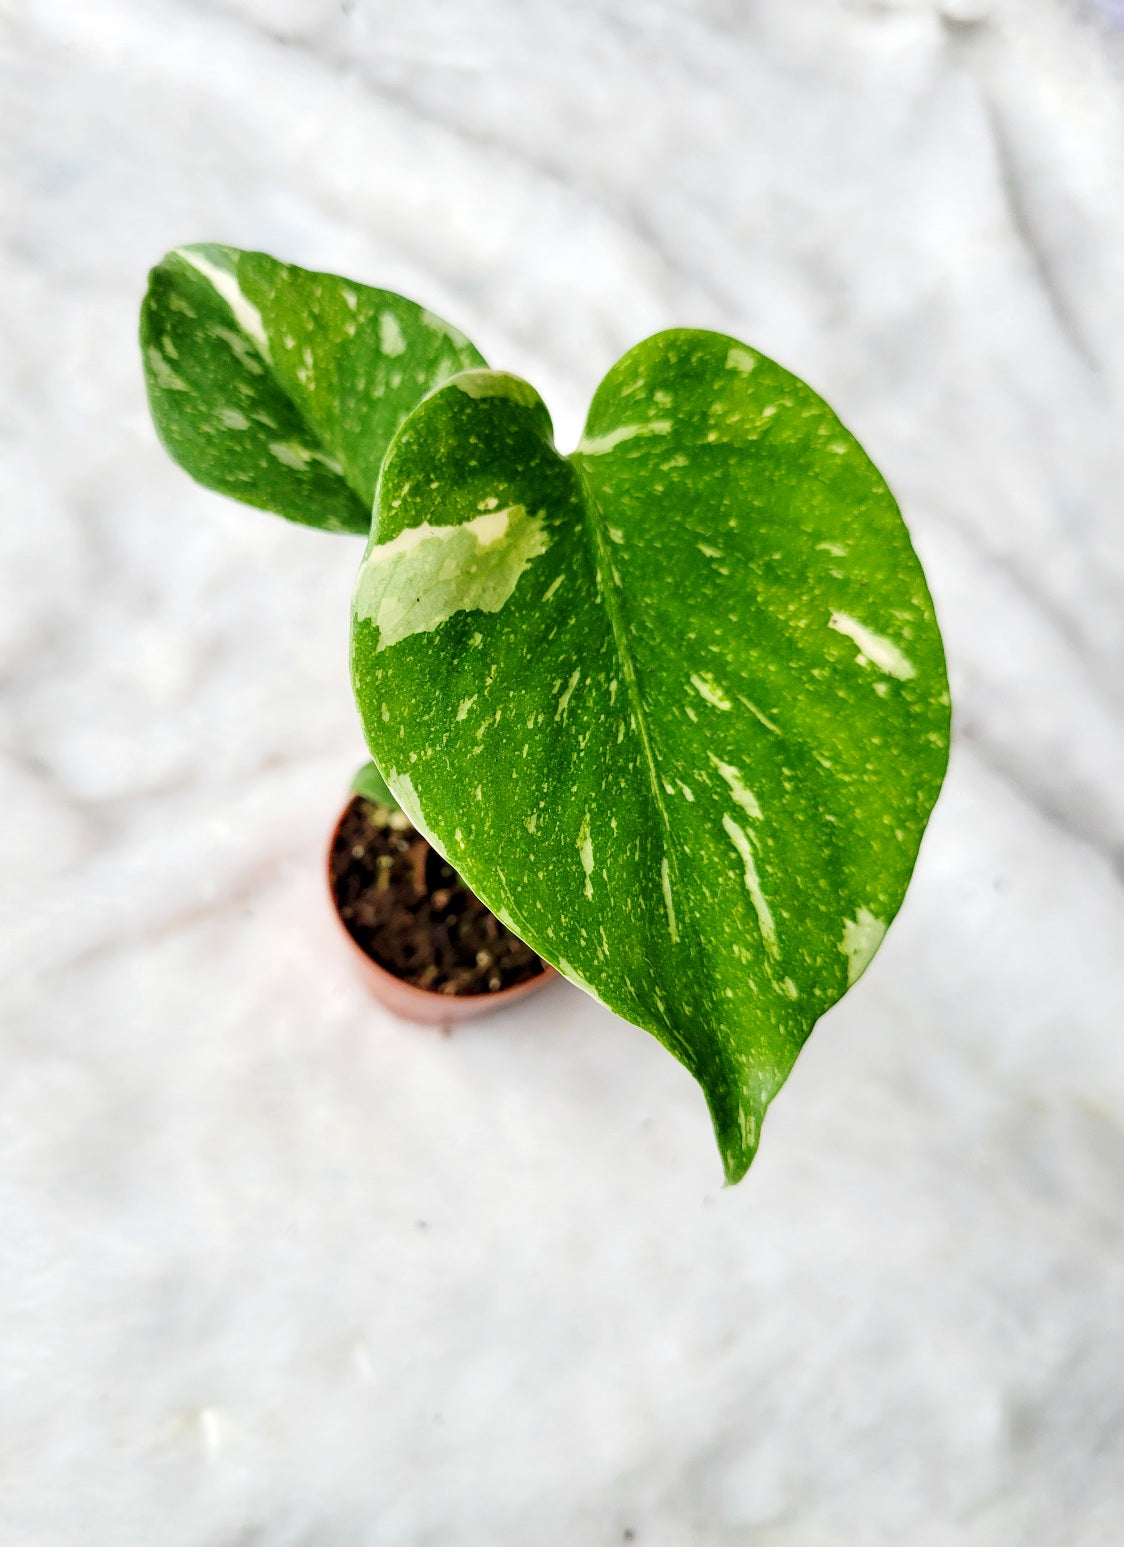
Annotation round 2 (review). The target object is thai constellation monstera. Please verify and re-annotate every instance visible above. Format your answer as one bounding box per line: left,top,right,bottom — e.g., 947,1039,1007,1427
142,245,949,1183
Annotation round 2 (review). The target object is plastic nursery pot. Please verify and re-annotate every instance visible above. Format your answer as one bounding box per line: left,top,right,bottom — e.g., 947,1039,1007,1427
327,794,555,1026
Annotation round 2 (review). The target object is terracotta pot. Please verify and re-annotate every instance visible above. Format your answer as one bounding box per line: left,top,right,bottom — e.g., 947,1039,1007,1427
327,799,555,1025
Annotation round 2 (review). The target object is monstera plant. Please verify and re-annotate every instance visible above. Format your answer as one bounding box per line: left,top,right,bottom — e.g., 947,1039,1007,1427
142,244,949,1183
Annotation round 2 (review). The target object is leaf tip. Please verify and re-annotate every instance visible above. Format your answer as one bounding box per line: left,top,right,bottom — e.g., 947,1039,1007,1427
717,1116,760,1187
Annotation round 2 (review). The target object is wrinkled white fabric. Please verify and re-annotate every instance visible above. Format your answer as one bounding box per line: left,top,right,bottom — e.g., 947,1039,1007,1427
2,1,1123,1541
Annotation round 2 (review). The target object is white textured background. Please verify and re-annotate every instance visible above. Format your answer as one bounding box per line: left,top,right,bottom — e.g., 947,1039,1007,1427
2,2,1124,1543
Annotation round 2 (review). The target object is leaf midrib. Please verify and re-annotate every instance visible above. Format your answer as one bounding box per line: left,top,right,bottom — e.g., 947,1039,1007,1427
568,446,848,1021
570,453,670,837
569,453,716,1032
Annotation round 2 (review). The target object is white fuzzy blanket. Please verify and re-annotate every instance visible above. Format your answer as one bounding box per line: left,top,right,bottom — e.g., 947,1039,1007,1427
2,1,1123,1541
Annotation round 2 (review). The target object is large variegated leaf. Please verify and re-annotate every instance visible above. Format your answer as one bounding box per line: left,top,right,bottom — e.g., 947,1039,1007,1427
140,245,485,533
351,334,949,1183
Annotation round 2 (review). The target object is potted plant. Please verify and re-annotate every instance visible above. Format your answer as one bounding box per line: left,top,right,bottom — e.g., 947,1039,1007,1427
327,759,555,1026
141,244,949,1183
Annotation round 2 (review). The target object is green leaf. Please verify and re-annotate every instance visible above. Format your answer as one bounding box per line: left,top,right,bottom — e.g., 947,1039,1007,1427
140,245,486,534
351,760,399,810
351,333,949,1183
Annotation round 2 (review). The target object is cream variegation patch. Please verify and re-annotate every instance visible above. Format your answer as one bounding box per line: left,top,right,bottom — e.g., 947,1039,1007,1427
353,506,549,651
840,908,887,985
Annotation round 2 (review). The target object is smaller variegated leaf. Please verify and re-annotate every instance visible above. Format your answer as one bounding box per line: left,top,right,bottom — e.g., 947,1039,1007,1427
140,245,485,533
351,337,949,1184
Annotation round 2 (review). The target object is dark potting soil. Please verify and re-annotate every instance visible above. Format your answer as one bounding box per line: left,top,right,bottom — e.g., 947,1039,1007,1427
329,795,546,996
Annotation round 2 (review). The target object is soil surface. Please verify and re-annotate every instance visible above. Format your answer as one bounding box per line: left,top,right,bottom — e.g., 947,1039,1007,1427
329,795,546,996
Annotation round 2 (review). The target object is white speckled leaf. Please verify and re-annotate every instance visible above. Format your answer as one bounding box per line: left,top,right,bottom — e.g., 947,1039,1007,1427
352,332,950,1183
140,245,485,533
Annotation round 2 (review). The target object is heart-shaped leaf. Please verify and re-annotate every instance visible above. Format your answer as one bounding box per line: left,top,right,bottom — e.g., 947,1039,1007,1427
140,245,485,533
353,333,949,1182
